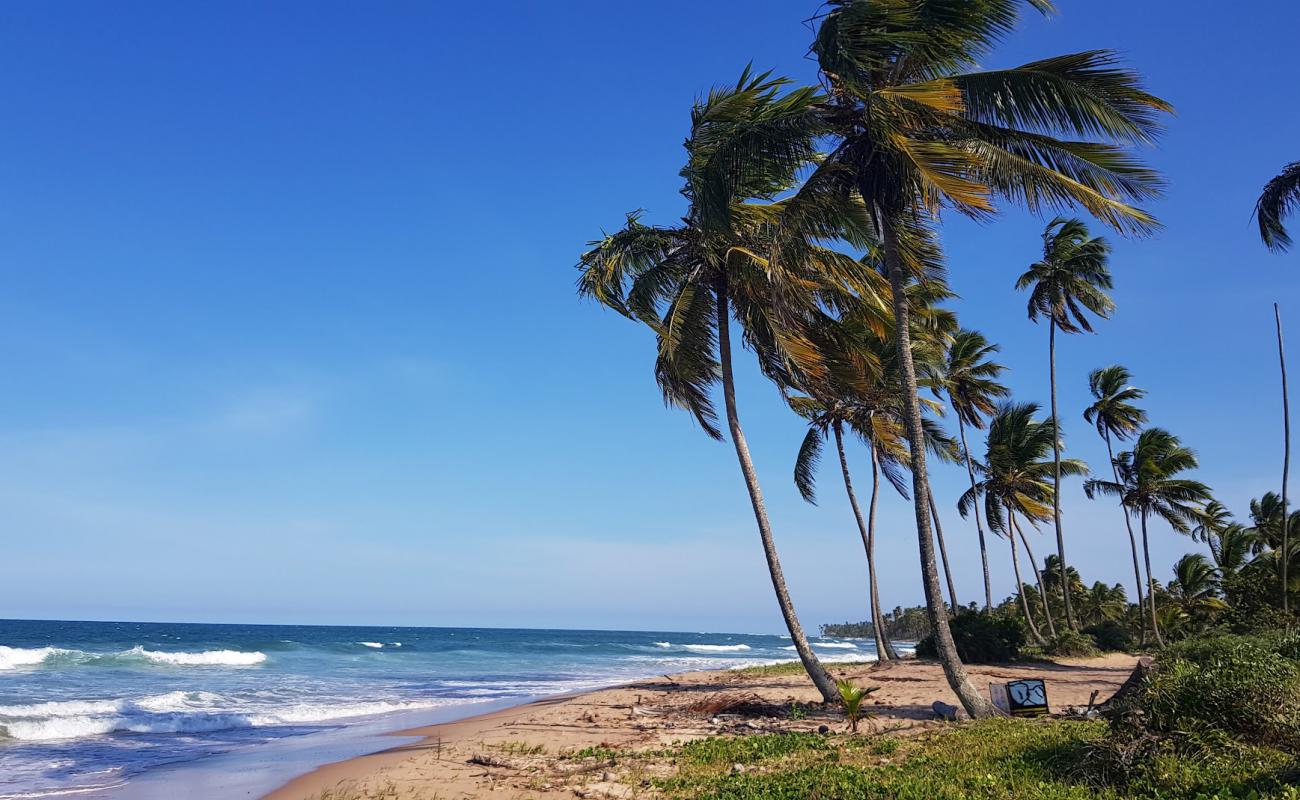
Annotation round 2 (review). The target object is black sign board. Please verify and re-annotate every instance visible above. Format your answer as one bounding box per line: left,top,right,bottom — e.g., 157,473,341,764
1006,678,1048,717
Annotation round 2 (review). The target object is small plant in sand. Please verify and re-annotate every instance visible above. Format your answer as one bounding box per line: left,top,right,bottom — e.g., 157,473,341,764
837,679,878,733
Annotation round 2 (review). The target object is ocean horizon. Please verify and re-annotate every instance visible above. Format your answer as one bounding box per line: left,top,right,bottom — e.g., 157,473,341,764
0,618,894,798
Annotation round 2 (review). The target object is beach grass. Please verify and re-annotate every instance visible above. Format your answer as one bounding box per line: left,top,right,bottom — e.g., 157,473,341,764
651,720,1299,799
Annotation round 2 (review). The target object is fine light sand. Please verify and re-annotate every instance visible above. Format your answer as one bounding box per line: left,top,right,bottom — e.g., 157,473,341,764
265,653,1137,800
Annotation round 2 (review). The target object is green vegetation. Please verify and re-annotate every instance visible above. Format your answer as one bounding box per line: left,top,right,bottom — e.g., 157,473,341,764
835,679,877,733
653,720,1298,799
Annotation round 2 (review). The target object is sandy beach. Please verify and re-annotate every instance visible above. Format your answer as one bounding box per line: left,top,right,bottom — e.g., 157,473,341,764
266,654,1138,800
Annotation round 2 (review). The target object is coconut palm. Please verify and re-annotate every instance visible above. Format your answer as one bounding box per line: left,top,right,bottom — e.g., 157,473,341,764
807,0,1169,718
577,69,882,703
959,402,1087,644
790,330,912,662
933,329,1010,610
1085,429,1212,646
1167,553,1228,628
1017,218,1114,631
1078,581,1128,627
1208,523,1256,580
1256,161,1300,252
1042,554,1085,616
1245,492,1300,603
1083,365,1150,642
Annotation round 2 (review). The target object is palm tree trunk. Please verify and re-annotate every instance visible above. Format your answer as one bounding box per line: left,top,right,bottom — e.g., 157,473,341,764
833,423,895,662
928,487,960,610
1140,509,1165,647
1015,525,1057,639
1105,430,1148,646
1008,510,1045,645
715,276,837,703
958,417,994,611
1048,319,1076,630
879,212,994,718
869,447,900,661
1276,303,1290,617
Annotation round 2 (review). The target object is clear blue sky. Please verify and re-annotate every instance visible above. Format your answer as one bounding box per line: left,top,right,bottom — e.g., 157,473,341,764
2,1,1297,632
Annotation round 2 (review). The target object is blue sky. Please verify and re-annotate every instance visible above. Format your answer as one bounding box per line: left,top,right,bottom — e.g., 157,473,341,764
2,1,1297,633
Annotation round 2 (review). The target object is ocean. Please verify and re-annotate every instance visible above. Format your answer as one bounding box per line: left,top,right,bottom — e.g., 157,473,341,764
0,619,890,798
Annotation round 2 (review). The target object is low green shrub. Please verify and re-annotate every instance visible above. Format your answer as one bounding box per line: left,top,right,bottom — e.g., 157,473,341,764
1108,635,1300,757
915,612,1025,663
1081,621,1135,652
1044,630,1100,657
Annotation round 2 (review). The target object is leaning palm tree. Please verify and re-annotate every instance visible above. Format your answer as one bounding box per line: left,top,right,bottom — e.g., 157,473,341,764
1017,218,1114,631
791,330,912,662
1083,365,1150,642
1085,429,1212,646
807,0,1170,718
933,329,1010,610
577,69,881,703
959,402,1087,645
1256,161,1300,252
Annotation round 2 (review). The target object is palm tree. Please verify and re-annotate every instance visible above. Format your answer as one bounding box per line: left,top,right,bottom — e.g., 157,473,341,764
1083,365,1150,642
577,69,881,703
1167,553,1228,629
1078,581,1128,627
790,331,912,662
808,0,1170,719
1042,554,1085,616
1017,218,1114,631
1246,491,1300,603
934,329,1010,610
1208,523,1255,580
1256,161,1300,252
1085,429,1212,647
959,402,1087,644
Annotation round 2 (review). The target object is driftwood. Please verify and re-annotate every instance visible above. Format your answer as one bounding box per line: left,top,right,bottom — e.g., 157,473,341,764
467,753,518,769
931,700,960,721
1099,657,1153,711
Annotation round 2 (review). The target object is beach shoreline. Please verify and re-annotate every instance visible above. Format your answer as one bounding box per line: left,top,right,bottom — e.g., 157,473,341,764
263,653,1138,800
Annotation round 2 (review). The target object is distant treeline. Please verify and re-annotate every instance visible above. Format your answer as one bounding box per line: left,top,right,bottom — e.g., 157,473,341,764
822,606,931,641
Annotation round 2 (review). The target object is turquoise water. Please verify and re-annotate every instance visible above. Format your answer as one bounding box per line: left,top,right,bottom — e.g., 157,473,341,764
0,619,882,797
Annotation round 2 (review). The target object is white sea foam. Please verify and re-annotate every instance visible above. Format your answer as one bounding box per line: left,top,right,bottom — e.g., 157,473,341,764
358,642,384,648
0,691,452,742
125,647,266,666
679,644,750,653
652,642,671,648
0,646,71,671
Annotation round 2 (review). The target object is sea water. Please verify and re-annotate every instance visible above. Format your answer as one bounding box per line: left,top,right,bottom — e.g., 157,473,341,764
0,619,890,798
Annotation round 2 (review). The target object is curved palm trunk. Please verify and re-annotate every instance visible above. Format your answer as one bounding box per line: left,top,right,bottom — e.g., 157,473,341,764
928,487,960,611
1139,509,1165,647
1276,303,1290,617
715,278,837,703
1015,525,1058,639
869,450,901,661
1008,510,1046,645
1105,430,1148,646
957,418,994,610
833,424,896,662
1048,320,1077,630
880,214,994,718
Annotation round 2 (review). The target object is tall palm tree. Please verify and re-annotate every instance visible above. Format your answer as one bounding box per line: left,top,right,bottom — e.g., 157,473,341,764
1245,491,1300,603
790,329,912,662
1085,429,1212,647
1083,365,1149,642
959,402,1087,644
1256,161,1300,252
1017,218,1114,631
577,69,881,703
808,0,1169,718
934,329,1010,610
